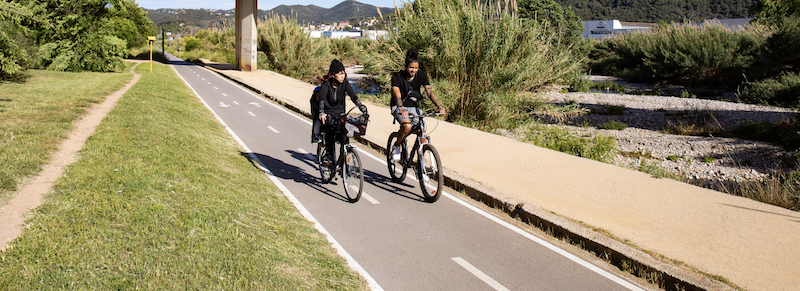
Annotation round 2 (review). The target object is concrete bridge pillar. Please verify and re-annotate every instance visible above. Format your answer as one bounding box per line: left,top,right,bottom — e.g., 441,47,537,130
235,0,258,72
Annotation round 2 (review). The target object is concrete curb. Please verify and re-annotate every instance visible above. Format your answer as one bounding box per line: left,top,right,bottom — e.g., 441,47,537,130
201,64,734,291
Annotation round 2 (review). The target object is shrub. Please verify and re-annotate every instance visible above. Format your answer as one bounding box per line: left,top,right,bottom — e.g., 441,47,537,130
525,123,618,162
739,72,800,108
599,120,628,130
567,71,593,92
731,118,800,150
382,0,582,125
257,17,331,83
589,22,772,88
183,36,203,52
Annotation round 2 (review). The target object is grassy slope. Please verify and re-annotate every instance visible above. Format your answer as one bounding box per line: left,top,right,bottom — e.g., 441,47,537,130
0,64,135,205
0,63,366,290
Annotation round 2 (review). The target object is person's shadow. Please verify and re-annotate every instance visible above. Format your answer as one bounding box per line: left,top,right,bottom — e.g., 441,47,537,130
241,150,431,203
241,151,351,203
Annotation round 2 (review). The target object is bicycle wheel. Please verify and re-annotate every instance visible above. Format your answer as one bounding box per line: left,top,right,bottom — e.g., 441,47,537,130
317,141,335,183
341,146,363,203
417,144,444,202
386,132,408,183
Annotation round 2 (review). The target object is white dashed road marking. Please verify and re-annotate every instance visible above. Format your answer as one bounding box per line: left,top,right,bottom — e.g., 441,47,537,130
451,257,510,291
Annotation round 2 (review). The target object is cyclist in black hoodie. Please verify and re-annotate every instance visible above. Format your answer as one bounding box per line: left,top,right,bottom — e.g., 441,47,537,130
318,59,368,162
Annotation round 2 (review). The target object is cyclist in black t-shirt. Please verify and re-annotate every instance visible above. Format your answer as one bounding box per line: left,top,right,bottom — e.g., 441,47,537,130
390,49,446,162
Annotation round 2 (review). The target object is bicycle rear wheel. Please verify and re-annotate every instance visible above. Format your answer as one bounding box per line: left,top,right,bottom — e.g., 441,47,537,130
417,144,443,202
342,146,363,203
386,132,408,183
317,141,335,183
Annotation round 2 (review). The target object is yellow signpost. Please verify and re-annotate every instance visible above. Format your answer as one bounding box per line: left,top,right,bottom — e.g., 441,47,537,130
147,36,156,72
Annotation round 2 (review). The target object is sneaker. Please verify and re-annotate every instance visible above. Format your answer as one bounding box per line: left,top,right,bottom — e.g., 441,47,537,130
312,134,321,143
391,145,402,162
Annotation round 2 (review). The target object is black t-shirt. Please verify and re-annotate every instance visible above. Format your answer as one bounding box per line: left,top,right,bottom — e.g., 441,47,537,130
390,69,430,108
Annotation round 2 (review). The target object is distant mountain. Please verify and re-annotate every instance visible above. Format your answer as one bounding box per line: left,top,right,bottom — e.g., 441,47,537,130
145,0,394,29
557,0,756,22
261,0,395,25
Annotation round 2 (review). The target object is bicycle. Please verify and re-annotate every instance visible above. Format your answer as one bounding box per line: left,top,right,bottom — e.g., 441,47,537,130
386,111,444,202
317,108,369,203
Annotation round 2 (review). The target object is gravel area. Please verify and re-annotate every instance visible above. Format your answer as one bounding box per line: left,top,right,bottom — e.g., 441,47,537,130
531,90,798,188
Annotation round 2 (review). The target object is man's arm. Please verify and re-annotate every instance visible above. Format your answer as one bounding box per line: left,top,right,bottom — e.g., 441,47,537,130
424,85,446,114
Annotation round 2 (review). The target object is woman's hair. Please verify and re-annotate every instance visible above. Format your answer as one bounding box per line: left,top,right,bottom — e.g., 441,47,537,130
405,49,420,66
319,71,346,84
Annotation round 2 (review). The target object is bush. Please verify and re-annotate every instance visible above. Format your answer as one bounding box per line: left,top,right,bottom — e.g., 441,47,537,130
567,72,593,92
183,36,203,52
599,120,628,130
257,17,331,83
525,123,618,162
739,72,800,108
589,22,772,88
382,0,582,125
38,34,126,72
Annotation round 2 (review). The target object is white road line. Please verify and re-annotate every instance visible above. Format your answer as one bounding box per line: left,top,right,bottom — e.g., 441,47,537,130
214,87,218,90
443,194,645,290
173,66,383,291
202,78,205,80
247,111,256,117
451,257,510,291
222,93,228,96
361,192,380,204
207,82,211,84
268,126,279,133
355,141,644,290
233,101,239,105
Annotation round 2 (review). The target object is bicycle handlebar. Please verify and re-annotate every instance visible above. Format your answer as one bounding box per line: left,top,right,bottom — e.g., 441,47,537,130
406,112,444,119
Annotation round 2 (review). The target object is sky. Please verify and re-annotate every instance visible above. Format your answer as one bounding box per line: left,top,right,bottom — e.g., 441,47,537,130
136,0,405,11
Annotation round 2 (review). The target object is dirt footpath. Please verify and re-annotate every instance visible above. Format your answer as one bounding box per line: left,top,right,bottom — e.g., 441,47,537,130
0,61,143,250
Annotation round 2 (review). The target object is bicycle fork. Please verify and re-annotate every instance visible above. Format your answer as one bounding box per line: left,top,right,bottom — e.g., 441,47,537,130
416,137,432,181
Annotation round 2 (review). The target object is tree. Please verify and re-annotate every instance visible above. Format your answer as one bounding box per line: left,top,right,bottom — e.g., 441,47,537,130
751,0,800,25
0,1,41,80
10,0,154,73
517,0,584,45
105,0,156,48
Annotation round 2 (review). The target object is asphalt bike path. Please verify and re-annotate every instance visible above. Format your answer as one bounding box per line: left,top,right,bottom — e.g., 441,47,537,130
197,61,800,291
167,56,647,290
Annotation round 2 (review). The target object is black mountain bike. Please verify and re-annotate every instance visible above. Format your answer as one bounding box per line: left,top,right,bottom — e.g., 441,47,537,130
386,112,444,202
317,108,368,203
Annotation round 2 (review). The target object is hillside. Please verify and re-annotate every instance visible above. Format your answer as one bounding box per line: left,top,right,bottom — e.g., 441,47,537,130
558,0,756,22
145,0,394,29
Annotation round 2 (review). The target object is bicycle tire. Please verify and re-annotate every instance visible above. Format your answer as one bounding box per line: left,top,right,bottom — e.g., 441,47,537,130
317,141,335,183
342,146,363,203
417,144,443,203
386,132,408,183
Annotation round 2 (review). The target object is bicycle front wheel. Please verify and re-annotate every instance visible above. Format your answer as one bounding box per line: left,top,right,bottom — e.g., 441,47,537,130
342,146,363,203
417,144,443,203
386,132,408,183
317,142,335,183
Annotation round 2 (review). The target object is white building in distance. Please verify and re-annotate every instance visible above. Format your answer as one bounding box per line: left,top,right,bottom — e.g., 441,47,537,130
582,20,654,39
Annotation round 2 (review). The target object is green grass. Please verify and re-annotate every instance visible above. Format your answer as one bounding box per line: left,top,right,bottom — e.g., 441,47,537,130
524,123,618,163
0,64,135,205
599,120,628,130
0,63,367,289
